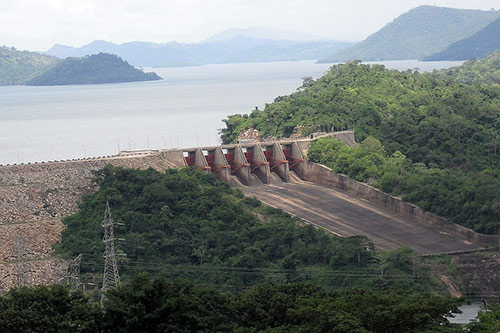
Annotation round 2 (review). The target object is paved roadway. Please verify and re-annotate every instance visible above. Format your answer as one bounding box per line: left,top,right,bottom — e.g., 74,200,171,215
239,177,483,255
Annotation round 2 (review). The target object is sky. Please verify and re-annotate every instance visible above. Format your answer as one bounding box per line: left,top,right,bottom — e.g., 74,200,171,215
1,0,499,51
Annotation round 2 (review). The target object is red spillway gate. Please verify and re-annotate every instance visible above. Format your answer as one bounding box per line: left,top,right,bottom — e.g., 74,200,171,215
282,147,303,168
225,152,249,175
204,152,230,172
264,147,288,171
184,155,195,166
245,151,268,171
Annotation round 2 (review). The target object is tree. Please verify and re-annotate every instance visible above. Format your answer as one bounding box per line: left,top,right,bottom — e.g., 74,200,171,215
467,303,500,332
103,274,233,332
0,285,101,332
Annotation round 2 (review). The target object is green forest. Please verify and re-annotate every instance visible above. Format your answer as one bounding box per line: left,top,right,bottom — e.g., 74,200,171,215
222,53,500,235
0,46,59,85
440,53,500,85
7,276,496,332
58,166,444,293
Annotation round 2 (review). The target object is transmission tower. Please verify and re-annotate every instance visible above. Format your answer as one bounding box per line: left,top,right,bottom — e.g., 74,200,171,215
101,201,120,305
60,254,82,290
13,235,28,288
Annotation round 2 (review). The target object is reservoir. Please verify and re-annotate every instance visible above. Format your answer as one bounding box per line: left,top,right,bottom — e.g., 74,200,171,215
0,60,462,165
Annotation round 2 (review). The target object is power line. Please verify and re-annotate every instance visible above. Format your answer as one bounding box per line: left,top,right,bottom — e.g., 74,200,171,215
80,259,432,279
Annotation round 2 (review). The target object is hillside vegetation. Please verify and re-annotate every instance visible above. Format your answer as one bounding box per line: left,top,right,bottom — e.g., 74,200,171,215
221,56,500,234
0,46,59,85
436,52,500,85
0,277,468,332
26,53,161,86
58,166,446,293
319,6,500,62
425,18,500,61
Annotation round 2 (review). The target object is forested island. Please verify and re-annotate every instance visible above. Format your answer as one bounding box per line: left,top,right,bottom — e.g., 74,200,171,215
222,52,500,235
0,46,59,85
0,48,161,86
26,53,161,86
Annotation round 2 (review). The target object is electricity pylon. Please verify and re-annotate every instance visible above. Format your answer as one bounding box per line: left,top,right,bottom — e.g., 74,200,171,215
60,254,82,290
100,201,120,305
13,235,28,288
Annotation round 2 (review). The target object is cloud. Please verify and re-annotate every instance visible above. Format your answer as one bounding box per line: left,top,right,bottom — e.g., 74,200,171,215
1,0,499,50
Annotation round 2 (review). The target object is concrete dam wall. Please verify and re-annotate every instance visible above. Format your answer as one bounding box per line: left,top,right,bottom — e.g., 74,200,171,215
1,130,498,289
300,162,500,250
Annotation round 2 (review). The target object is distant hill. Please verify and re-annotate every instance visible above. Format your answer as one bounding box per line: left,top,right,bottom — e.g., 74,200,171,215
0,46,60,85
319,6,500,63
26,53,161,86
204,27,328,42
424,18,500,61
46,36,355,68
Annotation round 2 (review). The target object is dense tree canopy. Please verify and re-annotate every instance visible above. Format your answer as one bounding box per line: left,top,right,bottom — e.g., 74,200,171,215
0,46,59,85
438,51,500,85
0,285,101,332
467,303,500,332
0,275,467,333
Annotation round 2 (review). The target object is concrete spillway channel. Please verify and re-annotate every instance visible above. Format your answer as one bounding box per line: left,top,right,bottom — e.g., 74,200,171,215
240,181,485,255
183,138,498,256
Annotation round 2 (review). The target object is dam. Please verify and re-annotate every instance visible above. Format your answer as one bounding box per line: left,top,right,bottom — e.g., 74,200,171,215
0,130,498,289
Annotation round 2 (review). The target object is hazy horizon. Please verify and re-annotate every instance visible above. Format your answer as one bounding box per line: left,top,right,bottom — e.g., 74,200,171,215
1,0,499,51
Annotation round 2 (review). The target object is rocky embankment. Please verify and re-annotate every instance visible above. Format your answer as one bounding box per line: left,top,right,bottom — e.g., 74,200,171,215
0,153,180,290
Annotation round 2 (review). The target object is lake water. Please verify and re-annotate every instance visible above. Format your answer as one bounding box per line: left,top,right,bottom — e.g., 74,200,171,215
449,301,481,325
0,60,463,165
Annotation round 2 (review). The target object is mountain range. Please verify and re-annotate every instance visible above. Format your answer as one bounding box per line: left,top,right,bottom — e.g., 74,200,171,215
46,28,354,68
319,6,500,63
424,17,500,61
